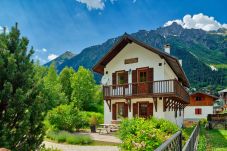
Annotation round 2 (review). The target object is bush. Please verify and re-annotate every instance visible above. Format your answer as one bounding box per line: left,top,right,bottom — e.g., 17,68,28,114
80,111,104,126
46,130,93,145
47,104,80,131
119,117,179,151
199,118,207,125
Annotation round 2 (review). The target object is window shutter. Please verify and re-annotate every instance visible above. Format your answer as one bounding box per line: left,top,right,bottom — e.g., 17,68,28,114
148,68,153,93
112,72,116,89
148,68,154,81
199,109,202,114
147,103,153,117
124,71,128,88
132,70,137,94
124,103,128,118
133,103,138,117
195,109,197,114
112,104,116,120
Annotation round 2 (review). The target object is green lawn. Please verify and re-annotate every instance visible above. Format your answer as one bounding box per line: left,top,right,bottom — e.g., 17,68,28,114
206,129,227,151
198,126,227,151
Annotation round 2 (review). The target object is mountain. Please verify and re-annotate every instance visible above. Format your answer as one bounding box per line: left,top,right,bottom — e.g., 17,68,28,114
45,23,227,92
44,51,75,67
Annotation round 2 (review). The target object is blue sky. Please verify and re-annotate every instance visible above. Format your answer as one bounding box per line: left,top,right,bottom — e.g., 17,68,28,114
0,0,226,64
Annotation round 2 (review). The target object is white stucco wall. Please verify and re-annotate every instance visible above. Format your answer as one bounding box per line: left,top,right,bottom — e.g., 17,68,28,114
164,61,178,80
184,106,213,120
104,42,166,84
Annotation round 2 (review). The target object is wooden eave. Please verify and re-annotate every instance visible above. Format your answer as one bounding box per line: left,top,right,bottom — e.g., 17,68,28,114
92,33,190,87
190,92,218,100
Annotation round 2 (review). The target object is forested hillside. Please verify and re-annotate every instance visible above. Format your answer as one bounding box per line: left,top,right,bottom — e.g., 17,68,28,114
46,23,227,93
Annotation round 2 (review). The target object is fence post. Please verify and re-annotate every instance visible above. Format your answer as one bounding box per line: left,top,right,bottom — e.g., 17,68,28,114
179,131,182,151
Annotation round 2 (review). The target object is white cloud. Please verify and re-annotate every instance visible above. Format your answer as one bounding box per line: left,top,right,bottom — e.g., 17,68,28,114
132,0,137,3
76,0,105,10
0,26,9,34
42,48,47,52
164,13,227,31
48,54,58,61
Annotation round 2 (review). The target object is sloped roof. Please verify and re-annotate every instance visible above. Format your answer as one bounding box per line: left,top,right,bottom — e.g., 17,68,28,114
93,33,190,87
190,92,218,99
219,88,227,93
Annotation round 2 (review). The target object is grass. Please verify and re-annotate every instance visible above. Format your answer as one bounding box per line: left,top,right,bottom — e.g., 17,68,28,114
182,124,196,145
46,130,93,145
198,125,227,151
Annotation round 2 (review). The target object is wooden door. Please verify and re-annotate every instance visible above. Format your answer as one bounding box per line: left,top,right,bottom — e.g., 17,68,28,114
138,69,148,94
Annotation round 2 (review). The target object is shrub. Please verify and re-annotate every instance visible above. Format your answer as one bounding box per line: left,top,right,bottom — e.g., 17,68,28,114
46,130,93,145
80,111,104,126
119,117,179,151
47,104,80,131
199,118,207,125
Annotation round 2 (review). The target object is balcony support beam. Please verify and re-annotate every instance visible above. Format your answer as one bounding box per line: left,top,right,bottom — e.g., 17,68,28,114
153,97,157,112
126,98,131,112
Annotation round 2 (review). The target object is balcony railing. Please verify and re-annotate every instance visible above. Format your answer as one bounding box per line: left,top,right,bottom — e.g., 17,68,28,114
103,79,189,103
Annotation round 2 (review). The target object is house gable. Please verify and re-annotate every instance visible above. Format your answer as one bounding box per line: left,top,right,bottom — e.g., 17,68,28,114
93,33,189,87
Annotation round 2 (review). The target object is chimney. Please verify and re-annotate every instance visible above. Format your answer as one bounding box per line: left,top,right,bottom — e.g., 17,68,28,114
179,59,182,66
164,44,170,54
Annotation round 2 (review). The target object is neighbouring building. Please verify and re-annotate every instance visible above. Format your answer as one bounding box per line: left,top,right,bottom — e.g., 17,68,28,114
93,33,190,127
219,88,227,105
184,92,218,120
215,88,227,112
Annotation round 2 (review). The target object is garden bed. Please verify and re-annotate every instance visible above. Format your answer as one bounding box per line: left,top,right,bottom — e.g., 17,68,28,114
45,130,119,146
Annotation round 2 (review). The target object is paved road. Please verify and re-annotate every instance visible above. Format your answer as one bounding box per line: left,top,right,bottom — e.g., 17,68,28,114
44,141,119,151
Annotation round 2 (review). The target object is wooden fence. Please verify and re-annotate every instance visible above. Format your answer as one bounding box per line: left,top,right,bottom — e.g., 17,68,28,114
207,113,227,129
154,123,200,151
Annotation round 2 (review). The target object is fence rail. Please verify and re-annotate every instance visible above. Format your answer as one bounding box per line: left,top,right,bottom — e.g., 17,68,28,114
154,131,182,151
183,123,200,151
155,123,200,151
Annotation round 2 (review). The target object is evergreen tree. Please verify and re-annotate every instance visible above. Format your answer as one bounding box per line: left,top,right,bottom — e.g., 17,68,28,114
0,24,49,150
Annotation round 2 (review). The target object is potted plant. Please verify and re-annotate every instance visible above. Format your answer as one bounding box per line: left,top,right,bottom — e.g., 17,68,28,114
89,115,98,133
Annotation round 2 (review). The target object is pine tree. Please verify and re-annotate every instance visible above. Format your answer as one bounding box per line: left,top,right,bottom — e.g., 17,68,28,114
0,24,49,150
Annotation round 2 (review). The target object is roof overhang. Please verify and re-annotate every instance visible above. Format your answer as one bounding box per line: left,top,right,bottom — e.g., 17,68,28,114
190,92,218,99
93,33,190,87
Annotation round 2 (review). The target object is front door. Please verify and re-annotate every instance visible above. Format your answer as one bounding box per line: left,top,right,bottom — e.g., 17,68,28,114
138,69,148,94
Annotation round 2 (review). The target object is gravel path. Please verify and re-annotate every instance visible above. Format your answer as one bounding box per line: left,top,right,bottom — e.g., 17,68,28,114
44,141,119,151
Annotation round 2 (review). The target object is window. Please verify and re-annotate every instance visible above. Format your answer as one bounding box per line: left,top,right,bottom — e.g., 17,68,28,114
117,72,125,84
139,71,147,82
139,103,148,117
195,96,202,101
117,103,125,118
195,108,202,115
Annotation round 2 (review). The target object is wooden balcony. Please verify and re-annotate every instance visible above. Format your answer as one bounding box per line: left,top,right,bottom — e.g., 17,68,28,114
103,79,189,103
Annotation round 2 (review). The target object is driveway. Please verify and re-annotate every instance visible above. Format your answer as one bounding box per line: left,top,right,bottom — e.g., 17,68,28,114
44,141,119,151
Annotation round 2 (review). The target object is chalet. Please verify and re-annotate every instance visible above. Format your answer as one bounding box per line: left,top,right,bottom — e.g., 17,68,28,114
93,34,190,127
184,92,218,120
